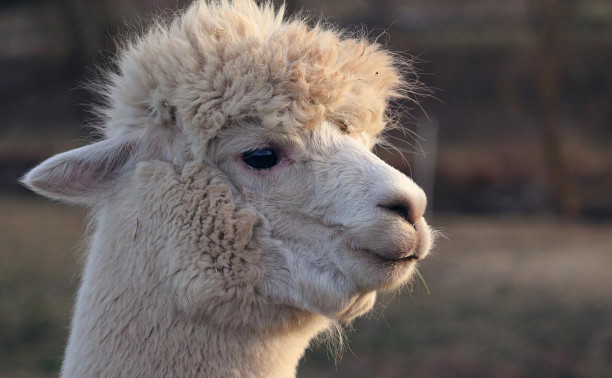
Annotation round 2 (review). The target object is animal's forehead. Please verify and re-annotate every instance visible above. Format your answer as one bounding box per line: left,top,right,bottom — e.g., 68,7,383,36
104,0,409,157
215,119,377,157
174,28,400,144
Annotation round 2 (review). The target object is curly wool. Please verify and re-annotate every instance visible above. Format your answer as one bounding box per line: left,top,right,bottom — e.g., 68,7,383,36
23,0,430,377
100,0,409,155
135,161,267,325
62,160,324,377
24,2,427,376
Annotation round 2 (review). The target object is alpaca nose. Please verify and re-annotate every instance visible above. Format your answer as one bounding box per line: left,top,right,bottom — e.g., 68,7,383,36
379,202,415,226
379,203,414,223
378,194,425,227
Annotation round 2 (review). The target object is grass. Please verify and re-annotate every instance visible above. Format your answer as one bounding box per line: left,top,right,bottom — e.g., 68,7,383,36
0,194,85,378
413,268,430,296
0,195,611,377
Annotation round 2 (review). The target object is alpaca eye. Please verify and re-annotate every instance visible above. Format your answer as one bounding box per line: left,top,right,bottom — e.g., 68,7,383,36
241,148,279,170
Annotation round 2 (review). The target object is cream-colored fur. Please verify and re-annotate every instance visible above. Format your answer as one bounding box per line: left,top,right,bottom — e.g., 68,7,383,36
22,1,433,377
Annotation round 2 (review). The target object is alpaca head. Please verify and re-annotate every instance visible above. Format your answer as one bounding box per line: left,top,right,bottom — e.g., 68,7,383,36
23,0,432,328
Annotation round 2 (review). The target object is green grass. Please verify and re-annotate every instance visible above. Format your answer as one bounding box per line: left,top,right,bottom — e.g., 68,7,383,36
1,195,611,377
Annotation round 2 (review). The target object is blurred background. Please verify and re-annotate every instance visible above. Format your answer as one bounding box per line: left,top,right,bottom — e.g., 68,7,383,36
0,0,610,377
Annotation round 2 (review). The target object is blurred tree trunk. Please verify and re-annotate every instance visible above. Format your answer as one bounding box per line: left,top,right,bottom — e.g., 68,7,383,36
56,0,109,78
533,0,580,218
54,0,112,125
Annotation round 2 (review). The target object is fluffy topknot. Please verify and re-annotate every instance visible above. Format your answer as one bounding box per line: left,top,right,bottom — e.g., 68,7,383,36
100,0,413,156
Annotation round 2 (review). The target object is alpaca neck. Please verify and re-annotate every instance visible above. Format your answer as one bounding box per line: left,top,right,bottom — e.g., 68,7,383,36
64,290,326,377
60,215,329,377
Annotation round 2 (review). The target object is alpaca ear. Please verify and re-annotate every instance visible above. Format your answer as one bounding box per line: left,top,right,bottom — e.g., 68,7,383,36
21,139,136,204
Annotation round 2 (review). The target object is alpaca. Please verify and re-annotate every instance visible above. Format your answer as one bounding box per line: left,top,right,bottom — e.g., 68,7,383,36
22,0,433,377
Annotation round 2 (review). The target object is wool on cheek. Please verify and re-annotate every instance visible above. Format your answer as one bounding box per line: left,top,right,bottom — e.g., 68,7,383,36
134,161,266,326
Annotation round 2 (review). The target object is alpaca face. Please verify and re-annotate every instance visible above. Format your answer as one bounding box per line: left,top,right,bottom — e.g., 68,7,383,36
210,119,432,320
22,0,434,327
22,118,431,327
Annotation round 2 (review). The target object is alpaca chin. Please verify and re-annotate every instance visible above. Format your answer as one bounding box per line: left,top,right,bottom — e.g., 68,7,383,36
334,292,378,322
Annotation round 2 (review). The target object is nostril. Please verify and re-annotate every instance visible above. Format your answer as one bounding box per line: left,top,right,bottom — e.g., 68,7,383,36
387,205,410,221
379,203,415,226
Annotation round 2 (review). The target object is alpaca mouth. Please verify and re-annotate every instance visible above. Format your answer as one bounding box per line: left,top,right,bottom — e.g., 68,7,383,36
356,248,419,264
374,253,419,263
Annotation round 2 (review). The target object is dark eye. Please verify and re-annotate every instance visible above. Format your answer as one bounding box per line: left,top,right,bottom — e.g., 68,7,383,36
241,148,279,170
